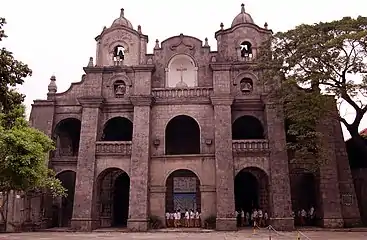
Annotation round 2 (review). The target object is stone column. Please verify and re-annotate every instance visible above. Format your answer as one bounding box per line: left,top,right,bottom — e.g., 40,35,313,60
265,102,294,230
71,97,103,231
331,112,361,227
317,118,344,228
149,186,166,226
211,96,237,231
199,185,216,226
127,95,153,231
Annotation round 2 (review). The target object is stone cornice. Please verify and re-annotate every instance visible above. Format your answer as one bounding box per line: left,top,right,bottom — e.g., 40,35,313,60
210,95,234,106
83,66,134,74
77,97,104,108
150,185,166,193
232,97,264,110
32,100,55,107
130,95,155,106
209,63,232,71
200,185,216,193
154,98,211,105
132,65,155,72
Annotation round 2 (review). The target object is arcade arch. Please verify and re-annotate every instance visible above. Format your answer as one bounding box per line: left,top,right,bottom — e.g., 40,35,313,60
165,115,200,155
53,118,81,157
232,115,265,140
97,168,130,227
101,117,133,141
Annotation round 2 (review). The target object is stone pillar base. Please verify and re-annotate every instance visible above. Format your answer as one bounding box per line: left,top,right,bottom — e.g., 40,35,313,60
127,218,148,231
321,218,344,228
70,218,98,232
270,218,294,231
216,218,237,231
343,218,362,227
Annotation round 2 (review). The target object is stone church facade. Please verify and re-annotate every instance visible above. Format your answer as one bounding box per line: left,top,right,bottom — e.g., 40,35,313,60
9,4,361,232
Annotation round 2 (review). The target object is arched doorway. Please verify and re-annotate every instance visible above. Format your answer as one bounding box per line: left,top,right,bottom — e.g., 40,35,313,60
53,118,81,157
290,169,319,226
165,115,200,155
101,117,133,141
234,167,269,227
51,171,76,228
232,115,265,140
97,168,130,227
165,169,201,214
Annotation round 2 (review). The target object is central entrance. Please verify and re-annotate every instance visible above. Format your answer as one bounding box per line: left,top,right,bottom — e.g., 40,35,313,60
98,168,130,228
166,169,201,212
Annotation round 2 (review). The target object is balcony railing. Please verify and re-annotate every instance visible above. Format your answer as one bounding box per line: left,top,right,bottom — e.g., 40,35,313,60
152,87,213,98
95,141,132,156
232,139,269,153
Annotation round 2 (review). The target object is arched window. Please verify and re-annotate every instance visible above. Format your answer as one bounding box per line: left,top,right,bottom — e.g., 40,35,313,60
240,41,253,59
113,45,125,65
102,117,133,141
165,115,200,155
53,118,81,157
166,55,198,88
232,115,264,139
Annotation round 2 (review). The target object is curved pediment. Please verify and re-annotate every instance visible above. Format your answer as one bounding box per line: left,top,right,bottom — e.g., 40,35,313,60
161,34,203,51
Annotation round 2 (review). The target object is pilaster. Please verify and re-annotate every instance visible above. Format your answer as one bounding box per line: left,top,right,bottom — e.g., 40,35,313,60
265,102,294,230
71,97,104,231
127,95,153,231
211,95,237,231
317,116,344,228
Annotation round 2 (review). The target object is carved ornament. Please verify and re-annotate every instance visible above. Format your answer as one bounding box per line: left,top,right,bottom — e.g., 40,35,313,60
169,33,195,50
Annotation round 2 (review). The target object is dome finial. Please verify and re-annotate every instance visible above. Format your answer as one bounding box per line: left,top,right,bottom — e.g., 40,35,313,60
120,8,124,17
241,3,245,13
48,74,57,94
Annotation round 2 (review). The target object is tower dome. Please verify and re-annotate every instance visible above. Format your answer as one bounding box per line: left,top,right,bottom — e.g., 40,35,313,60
111,8,133,29
231,3,254,27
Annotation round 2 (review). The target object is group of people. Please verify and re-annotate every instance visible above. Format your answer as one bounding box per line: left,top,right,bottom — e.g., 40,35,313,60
165,209,201,228
236,208,269,228
292,207,316,226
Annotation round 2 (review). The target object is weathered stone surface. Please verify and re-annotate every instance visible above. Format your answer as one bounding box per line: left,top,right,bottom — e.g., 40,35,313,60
5,4,361,233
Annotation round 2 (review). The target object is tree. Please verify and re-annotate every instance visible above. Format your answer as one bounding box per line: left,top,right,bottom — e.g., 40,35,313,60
257,16,367,164
0,18,65,224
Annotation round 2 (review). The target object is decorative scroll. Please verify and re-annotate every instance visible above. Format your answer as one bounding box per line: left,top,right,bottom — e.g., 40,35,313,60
169,33,195,50
173,177,197,193
173,193,197,211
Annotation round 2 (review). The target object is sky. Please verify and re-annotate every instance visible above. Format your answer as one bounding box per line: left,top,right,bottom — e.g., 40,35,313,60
1,0,367,139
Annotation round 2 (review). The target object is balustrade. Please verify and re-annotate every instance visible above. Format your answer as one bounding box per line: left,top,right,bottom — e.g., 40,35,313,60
95,141,132,156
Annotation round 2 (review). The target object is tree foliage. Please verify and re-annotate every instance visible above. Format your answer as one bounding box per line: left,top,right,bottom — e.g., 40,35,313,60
0,17,65,217
257,16,367,164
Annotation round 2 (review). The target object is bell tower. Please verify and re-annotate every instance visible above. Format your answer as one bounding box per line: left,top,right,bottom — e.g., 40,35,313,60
95,8,148,66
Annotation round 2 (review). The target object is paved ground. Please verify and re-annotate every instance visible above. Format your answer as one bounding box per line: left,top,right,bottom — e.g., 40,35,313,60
0,229,366,240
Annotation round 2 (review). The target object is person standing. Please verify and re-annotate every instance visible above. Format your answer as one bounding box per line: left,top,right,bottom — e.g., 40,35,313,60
240,209,245,227
184,209,189,227
165,211,171,227
258,209,263,227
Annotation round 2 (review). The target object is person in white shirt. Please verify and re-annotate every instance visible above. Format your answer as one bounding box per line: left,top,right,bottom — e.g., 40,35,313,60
264,211,269,226
301,209,307,226
195,210,200,227
184,209,190,227
246,212,250,226
189,209,195,227
165,211,170,228
309,206,315,225
169,212,174,227
240,209,245,227
176,210,181,227
173,211,178,228
253,209,258,227
258,209,263,227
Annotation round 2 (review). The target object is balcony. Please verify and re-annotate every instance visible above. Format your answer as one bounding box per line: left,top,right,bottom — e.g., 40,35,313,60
232,139,269,153
95,141,132,156
152,87,213,99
